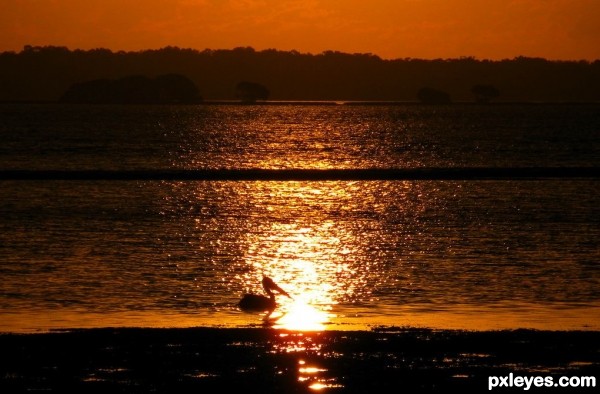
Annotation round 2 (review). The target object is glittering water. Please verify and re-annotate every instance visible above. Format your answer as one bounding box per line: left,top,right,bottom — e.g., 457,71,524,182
2,103,598,170
0,104,599,332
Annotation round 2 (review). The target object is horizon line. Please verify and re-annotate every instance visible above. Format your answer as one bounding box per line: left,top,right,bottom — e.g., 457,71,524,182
4,44,599,63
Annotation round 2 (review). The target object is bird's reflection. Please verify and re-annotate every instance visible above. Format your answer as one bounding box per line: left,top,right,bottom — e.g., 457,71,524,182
238,276,292,320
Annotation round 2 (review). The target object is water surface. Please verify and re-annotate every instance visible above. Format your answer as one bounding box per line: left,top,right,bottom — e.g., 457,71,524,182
0,104,598,331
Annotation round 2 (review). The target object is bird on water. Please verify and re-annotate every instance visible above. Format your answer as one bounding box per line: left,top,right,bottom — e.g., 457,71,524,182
238,276,291,318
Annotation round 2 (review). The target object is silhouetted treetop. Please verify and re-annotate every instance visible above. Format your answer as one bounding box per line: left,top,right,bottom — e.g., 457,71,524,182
1,45,599,102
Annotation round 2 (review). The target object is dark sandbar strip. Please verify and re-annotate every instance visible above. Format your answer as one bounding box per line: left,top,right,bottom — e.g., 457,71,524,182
1,167,599,181
1,328,598,393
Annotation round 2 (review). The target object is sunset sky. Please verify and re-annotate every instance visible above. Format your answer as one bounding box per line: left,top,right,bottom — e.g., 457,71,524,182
1,0,599,60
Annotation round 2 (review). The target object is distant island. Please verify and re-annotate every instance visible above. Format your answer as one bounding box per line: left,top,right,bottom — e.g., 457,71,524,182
60,74,202,104
1,46,599,103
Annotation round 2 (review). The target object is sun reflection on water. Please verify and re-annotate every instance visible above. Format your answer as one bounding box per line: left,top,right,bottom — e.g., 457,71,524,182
297,359,343,391
234,181,372,330
274,299,331,331
239,217,357,330
227,180,438,331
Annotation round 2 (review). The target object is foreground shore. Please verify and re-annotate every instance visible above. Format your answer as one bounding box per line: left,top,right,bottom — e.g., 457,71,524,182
1,327,598,393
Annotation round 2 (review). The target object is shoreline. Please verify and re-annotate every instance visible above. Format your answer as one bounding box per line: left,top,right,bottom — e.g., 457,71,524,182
2,303,599,334
1,327,598,393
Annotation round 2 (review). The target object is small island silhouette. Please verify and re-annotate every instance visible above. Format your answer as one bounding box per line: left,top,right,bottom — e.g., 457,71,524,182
235,81,269,103
59,73,203,104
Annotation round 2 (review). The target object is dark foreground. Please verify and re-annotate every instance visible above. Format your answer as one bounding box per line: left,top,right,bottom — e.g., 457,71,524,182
1,328,598,393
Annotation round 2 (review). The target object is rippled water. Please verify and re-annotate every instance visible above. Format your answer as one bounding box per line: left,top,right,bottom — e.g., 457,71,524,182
2,103,599,170
0,104,599,331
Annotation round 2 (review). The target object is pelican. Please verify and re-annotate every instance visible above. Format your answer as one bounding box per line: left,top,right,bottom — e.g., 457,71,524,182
238,276,291,316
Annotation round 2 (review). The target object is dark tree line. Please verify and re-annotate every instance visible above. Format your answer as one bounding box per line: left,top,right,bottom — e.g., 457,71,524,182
471,85,500,103
1,45,599,102
417,87,452,104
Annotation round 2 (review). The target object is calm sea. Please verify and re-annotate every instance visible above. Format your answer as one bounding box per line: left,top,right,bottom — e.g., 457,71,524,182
1,103,599,332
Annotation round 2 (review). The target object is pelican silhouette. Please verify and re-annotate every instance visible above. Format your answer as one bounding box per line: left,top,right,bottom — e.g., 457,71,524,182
238,276,291,316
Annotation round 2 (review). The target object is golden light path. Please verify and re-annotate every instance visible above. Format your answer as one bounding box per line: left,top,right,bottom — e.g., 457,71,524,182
241,221,348,331
237,182,366,332
274,299,330,331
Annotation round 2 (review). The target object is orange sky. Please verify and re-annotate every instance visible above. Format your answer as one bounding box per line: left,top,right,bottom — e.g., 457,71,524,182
1,0,599,60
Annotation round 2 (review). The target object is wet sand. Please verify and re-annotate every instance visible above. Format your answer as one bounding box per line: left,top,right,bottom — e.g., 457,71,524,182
1,327,598,393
